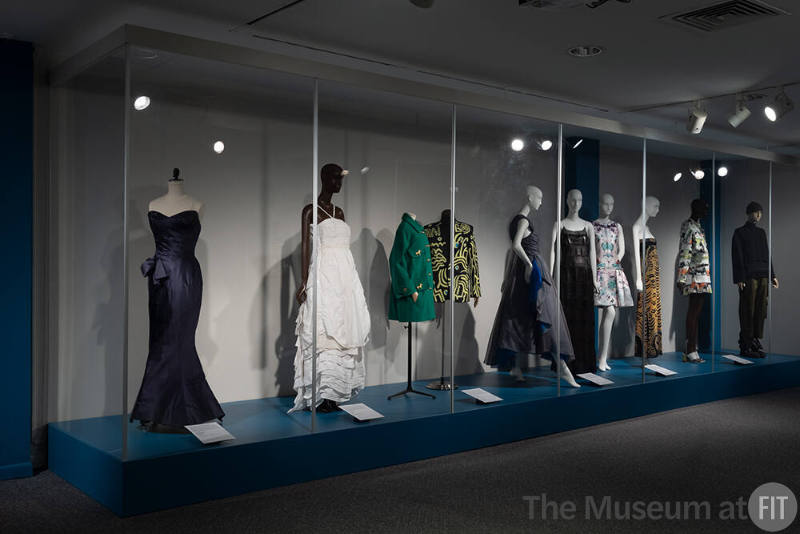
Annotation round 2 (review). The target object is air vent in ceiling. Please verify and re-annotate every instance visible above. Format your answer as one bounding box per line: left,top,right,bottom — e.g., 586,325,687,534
662,0,790,33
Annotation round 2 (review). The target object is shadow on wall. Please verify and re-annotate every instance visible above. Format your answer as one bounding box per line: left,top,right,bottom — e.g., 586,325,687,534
270,234,302,397
351,227,390,351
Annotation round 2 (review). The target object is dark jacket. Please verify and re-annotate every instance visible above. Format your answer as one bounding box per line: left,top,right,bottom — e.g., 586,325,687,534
388,213,435,323
731,221,775,284
424,217,481,303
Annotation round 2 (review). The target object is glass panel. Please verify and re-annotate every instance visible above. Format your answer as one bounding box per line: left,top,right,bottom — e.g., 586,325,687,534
50,47,126,456
316,80,454,425
768,162,797,360
556,127,645,389
716,156,771,368
644,140,715,382
126,47,315,459
452,105,562,410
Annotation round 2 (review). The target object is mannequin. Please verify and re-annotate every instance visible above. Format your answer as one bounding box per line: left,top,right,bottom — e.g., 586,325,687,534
677,199,711,363
131,167,224,433
732,202,779,358
291,163,369,414
149,168,204,217
593,194,633,371
550,189,598,376
484,185,579,388
632,196,663,358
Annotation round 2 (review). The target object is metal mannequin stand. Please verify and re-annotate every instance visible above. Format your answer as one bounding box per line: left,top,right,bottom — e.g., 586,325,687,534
427,304,457,391
388,322,436,400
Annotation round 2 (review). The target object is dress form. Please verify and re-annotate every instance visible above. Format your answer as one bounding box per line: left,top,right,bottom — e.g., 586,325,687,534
149,168,203,217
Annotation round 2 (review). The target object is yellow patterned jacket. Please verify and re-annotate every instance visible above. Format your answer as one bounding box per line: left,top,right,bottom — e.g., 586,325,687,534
424,218,481,303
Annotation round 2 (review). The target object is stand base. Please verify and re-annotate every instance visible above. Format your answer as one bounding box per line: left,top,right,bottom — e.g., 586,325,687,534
426,380,457,391
387,386,436,400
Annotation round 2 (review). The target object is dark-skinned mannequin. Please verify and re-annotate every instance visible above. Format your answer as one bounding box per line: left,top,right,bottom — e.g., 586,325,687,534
295,162,348,413
681,198,710,363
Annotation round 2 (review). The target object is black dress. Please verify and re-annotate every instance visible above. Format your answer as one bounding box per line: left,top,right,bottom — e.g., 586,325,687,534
131,210,224,427
485,214,575,368
558,228,597,374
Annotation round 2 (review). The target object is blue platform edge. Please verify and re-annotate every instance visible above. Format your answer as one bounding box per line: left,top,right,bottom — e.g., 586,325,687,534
49,356,800,516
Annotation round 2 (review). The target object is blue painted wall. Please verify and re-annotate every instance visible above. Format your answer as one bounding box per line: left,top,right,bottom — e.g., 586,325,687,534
0,40,33,480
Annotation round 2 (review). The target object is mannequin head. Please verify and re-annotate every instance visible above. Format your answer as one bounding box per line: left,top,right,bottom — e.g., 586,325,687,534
645,196,660,218
746,201,763,223
320,163,347,194
599,193,614,218
690,198,709,220
566,189,582,215
526,185,543,211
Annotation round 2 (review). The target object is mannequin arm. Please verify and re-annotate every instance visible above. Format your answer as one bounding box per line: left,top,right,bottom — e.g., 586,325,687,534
587,222,598,290
513,218,534,281
550,220,559,275
296,205,313,304
617,223,626,261
633,224,642,291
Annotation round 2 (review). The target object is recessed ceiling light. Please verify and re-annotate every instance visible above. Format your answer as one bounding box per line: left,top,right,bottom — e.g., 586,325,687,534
511,138,525,152
568,45,604,58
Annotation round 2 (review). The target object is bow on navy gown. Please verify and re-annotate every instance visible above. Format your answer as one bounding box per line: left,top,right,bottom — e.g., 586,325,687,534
131,210,224,427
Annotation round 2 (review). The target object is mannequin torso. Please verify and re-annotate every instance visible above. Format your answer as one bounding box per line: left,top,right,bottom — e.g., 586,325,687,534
149,180,203,218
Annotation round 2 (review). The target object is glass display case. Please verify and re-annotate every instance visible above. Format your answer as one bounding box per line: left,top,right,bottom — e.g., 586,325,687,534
45,28,800,515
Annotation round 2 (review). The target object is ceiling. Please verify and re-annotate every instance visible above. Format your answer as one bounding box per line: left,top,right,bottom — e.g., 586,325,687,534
3,0,799,153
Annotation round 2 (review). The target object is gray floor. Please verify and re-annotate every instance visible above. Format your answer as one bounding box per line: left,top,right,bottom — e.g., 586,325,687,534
2,387,800,534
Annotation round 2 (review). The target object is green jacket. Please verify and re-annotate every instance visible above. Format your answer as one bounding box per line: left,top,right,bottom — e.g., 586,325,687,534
388,213,435,323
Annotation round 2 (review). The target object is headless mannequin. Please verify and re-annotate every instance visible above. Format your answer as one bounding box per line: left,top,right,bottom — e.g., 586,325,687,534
512,185,579,388
632,196,660,292
594,193,625,371
149,168,204,217
681,199,709,363
437,209,478,307
296,163,348,413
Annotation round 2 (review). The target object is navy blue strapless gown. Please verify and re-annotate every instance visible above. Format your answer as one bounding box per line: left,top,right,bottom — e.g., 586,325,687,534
131,210,224,427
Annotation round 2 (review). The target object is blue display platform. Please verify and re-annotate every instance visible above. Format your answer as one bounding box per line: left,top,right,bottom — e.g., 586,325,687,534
49,351,800,516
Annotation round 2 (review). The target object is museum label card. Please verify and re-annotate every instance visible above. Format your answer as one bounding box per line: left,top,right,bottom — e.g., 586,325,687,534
339,403,384,421
462,388,503,404
645,364,678,376
185,422,235,444
722,354,754,365
577,373,614,386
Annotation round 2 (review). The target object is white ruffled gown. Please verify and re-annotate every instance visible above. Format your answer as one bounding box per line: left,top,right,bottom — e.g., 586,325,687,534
289,217,371,412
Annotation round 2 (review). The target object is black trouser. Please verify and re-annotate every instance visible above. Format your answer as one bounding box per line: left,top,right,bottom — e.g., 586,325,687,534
686,293,706,354
739,277,769,348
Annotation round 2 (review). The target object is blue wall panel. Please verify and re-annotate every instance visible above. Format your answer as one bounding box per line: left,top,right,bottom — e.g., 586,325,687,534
0,39,33,480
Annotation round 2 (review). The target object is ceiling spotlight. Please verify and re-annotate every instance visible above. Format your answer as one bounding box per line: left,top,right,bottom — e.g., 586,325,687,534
673,172,683,182
764,88,794,122
536,137,553,151
572,139,584,149
133,96,150,111
213,141,225,154
361,166,370,174
717,165,729,177
511,138,525,152
687,104,708,134
728,97,751,128
691,168,705,180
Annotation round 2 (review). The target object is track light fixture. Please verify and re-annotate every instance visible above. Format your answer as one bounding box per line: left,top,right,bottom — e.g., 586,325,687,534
511,138,525,152
687,104,708,134
691,168,705,180
536,137,553,151
717,165,729,177
764,88,794,122
728,96,751,128
572,138,584,149
673,172,683,182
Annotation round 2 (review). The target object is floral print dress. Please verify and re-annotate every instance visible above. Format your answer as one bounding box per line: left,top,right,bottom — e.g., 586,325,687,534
593,221,634,307
677,218,712,295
